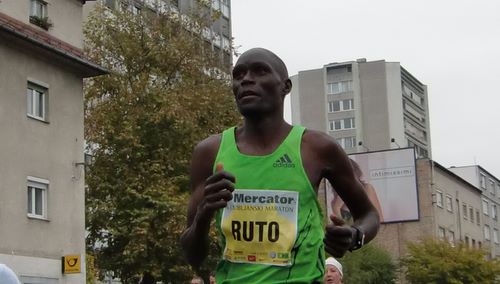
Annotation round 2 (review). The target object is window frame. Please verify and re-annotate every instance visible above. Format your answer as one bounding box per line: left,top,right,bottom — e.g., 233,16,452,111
483,199,489,216
484,225,491,241
436,190,443,208
27,81,48,122
438,226,446,240
445,195,453,212
462,203,468,220
494,229,499,244
27,176,49,220
30,0,47,18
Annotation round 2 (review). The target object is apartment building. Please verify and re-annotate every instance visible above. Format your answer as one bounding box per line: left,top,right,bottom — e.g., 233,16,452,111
448,165,500,258
290,59,431,158
0,0,105,282
83,0,232,66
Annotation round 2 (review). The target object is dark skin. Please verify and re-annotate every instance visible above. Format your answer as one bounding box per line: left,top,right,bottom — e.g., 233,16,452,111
180,48,380,270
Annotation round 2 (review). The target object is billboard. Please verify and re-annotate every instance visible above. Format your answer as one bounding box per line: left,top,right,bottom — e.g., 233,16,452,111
326,147,419,224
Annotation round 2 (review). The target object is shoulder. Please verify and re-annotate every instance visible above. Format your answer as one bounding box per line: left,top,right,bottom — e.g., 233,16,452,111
302,128,343,156
193,133,222,155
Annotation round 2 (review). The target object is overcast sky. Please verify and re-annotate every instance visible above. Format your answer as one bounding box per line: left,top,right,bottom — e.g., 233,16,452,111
230,0,500,178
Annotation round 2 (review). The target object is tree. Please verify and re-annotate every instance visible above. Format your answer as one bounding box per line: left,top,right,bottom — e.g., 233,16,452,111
339,243,397,284
401,238,500,284
84,3,239,283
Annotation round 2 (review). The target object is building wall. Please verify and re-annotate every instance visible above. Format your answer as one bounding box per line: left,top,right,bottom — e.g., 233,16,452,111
358,60,391,151
432,166,483,248
0,35,86,283
385,62,405,148
0,0,84,48
290,69,325,131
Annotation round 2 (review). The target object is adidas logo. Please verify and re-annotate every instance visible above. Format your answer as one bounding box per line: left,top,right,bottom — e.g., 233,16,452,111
273,154,295,168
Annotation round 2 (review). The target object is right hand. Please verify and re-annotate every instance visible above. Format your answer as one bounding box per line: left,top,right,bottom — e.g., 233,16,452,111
197,163,235,220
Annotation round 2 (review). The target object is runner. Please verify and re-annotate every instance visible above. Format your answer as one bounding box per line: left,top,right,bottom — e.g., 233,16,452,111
180,48,380,283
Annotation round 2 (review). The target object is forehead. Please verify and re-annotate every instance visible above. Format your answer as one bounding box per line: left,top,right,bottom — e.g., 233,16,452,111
234,49,286,77
327,265,340,272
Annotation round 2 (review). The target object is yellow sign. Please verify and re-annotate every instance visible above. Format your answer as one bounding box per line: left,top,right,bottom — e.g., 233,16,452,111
221,189,299,266
62,255,81,274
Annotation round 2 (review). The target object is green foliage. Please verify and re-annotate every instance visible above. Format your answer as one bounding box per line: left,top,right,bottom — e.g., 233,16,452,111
339,244,397,284
86,253,98,284
401,238,500,284
84,4,238,283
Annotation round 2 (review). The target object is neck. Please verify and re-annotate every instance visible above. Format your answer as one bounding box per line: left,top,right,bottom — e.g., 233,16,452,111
236,110,292,155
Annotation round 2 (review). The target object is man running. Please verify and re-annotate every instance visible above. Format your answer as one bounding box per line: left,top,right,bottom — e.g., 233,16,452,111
181,48,380,283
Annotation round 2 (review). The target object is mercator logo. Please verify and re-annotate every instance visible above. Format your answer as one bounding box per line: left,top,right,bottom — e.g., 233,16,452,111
273,154,295,168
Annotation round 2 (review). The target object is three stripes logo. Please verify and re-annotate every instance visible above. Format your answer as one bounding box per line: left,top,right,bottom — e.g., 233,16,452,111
273,154,295,168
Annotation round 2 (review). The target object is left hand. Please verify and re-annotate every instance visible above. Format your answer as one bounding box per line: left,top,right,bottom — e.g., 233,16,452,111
324,215,356,258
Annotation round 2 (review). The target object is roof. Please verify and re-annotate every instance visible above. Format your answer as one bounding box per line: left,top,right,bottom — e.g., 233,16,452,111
432,160,483,194
0,11,107,77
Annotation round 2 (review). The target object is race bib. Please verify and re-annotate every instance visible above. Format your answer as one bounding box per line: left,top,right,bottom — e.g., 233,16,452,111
220,189,299,266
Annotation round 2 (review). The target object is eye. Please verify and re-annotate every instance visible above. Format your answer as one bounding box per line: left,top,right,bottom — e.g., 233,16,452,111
232,66,246,80
252,64,270,75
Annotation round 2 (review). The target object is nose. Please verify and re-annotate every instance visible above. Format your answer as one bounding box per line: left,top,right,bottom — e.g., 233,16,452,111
241,71,255,85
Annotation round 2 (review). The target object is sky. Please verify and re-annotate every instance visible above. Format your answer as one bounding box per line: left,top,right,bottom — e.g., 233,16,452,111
230,0,500,178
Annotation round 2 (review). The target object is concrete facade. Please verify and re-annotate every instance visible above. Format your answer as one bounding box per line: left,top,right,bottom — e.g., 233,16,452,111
290,59,431,158
448,165,500,258
0,0,105,283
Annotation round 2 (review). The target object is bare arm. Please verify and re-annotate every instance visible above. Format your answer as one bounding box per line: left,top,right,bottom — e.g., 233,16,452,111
364,183,384,222
180,135,235,269
302,130,380,257
331,193,344,219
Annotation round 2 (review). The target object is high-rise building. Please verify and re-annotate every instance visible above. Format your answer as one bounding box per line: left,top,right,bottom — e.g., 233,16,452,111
290,59,431,158
0,0,105,282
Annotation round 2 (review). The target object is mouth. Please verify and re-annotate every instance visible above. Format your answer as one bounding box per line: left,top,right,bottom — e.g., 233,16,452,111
238,90,260,100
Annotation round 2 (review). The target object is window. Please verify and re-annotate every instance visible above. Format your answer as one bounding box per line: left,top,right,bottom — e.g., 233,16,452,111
476,210,481,225
29,0,52,29
492,204,497,220
489,179,496,195
448,230,455,245
104,0,116,9
465,236,470,247
480,174,486,189
469,207,474,223
463,203,468,219
220,0,230,18
472,239,476,247
27,177,48,219
494,229,499,244
27,82,47,121
329,118,355,131
436,191,443,208
222,36,231,51
336,137,356,149
328,99,353,113
438,226,445,240
445,195,453,212
327,81,352,94
483,199,489,215
30,0,47,18
484,225,491,241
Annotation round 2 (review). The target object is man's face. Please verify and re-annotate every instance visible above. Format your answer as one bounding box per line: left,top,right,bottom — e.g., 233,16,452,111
232,49,287,117
324,265,343,284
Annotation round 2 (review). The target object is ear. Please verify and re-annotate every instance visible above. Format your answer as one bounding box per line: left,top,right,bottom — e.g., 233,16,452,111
282,78,292,96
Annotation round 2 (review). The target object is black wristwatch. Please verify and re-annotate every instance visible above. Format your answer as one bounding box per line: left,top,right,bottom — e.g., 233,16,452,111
349,225,365,251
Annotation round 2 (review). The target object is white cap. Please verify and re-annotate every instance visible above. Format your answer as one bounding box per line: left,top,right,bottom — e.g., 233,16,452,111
325,257,343,277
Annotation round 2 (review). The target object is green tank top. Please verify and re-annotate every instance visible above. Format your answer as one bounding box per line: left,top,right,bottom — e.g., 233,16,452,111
214,126,325,284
